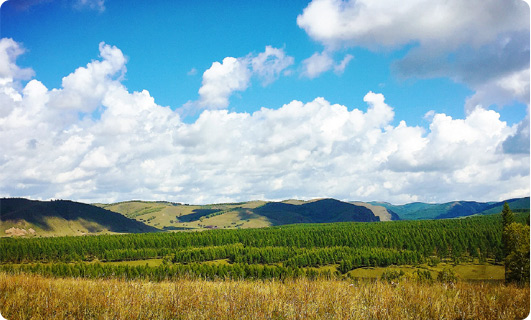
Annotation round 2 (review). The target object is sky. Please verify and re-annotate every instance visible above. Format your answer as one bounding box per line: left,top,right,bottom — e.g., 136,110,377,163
0,0,529,204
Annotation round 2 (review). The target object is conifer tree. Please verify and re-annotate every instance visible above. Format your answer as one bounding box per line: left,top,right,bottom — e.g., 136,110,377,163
502,202,515,259
502,202,515,229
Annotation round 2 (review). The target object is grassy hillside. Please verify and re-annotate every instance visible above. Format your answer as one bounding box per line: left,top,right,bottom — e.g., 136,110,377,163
99,198,385,231
479,197,531,215
371,201,488,220
4,196,527,236
97,200,270,230
0,198,158,237
372,197,529,220
350,201,400,221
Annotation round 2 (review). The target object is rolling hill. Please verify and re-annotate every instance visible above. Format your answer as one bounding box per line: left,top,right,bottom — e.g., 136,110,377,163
371,197,530,220
253,198,380,224
0,198,159,237
2,196,528,236
97,198,391,231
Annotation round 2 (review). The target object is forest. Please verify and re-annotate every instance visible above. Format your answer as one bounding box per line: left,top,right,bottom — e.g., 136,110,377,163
1,210,528,281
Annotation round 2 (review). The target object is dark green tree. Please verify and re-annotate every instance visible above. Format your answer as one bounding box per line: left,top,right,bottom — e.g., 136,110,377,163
503,222,530,284
502,202,515,259
502,202,515,229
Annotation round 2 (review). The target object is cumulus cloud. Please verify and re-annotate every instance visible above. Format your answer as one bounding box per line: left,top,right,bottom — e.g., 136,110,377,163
196,46,294,110
49,42,126,113
297,0,530,108
198,57,251,109
0,38,34,80
0,40,528,204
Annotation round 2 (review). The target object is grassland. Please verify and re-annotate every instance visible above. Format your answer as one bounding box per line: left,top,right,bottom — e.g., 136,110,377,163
347,262,505,281
1,272,528,320
98,200,270,230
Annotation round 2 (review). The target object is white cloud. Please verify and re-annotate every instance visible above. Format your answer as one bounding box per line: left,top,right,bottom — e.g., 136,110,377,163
0,40,528,204
297,0,530,108
301,51,334,79
0,38,34,80
251,46,294,85
196,46,293,110
49,42,126,113
198,57,251,109
301,51,353,78
297,0,527,49
465,68,530,112
334,54,353,74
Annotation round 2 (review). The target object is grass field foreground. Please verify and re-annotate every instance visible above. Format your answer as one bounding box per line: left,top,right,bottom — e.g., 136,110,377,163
0,272,528,320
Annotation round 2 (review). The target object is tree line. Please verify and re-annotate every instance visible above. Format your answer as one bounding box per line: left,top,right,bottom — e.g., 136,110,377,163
0,262,334,281
1,211,529,278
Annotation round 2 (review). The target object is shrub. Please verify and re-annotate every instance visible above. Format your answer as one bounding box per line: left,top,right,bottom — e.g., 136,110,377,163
380,269,405,283
437,267,458,283
415,269,433,283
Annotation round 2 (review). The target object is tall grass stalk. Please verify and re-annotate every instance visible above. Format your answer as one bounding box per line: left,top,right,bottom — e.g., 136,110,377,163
0,272,528,319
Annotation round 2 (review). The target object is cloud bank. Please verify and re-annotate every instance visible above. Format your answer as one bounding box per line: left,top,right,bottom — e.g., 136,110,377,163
0,39,528,204
297,0,530,109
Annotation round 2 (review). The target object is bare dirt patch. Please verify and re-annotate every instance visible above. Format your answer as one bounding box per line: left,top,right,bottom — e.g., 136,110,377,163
5,227,28,236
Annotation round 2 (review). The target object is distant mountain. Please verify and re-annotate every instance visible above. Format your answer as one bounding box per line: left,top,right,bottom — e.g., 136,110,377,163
3,196,528,236
478,197,531,215
349,201,400,221
371,197,530,220
99,198,394,232
254,198,381,224
1,198,159,237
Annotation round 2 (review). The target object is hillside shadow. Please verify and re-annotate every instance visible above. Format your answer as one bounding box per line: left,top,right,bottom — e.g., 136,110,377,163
177,209,221,222
1,198,160,233
254,199,379,225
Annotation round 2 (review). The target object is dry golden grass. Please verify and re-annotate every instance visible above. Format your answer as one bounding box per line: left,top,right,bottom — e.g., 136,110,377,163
1,272,529,319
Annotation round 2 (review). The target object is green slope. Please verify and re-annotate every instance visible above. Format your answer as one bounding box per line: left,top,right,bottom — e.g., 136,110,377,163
100,198,383,231
371,197,529,220
1,198,159,237
479,197,530,215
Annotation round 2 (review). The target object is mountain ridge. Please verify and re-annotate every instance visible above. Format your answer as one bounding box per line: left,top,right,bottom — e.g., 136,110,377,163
370,197,530,220
2,196,528,237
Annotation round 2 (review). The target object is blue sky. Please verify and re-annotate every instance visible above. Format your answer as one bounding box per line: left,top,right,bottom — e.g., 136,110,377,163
5,0,523,124
0,0,529,204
